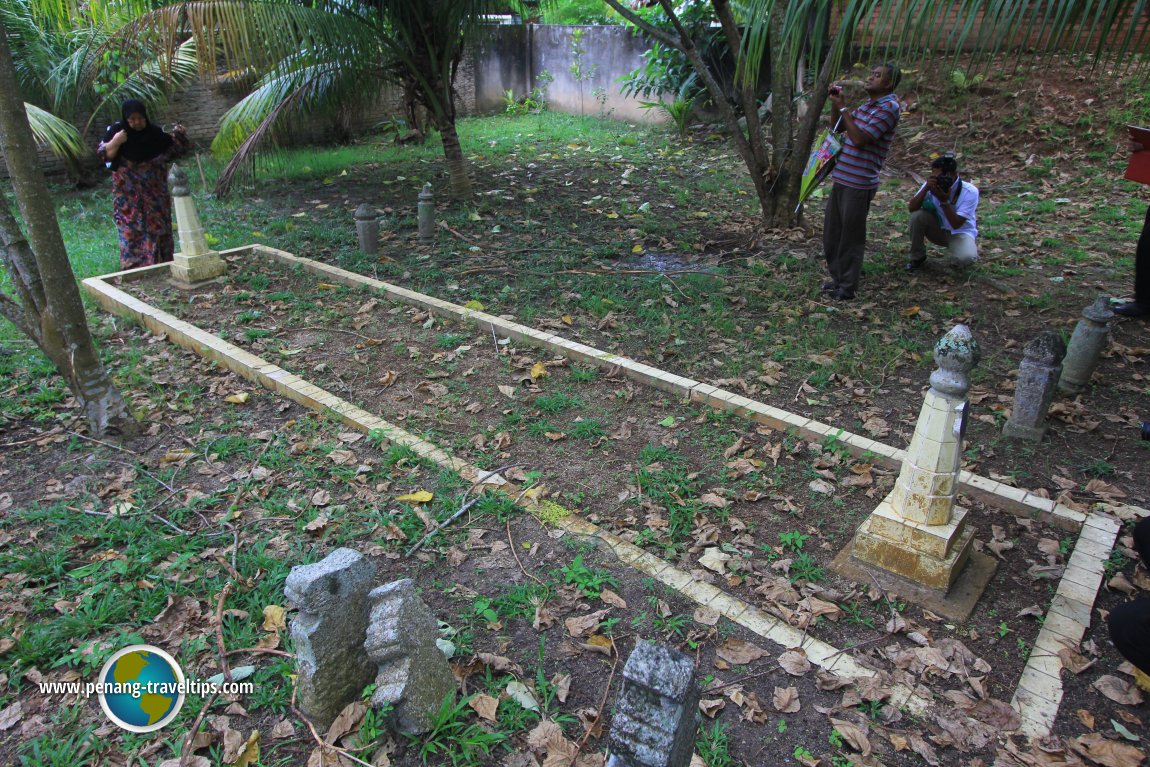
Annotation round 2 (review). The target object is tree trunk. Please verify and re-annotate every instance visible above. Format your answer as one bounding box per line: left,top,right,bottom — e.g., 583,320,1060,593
438,117,472,199
0,19,138,438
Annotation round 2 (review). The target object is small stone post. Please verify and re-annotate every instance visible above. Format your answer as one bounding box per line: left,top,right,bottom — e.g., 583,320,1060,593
1003,331,1066,441
284,548,377,731
168,165,226,287
1058,296,1114,394
847,325,980,592
606,641,699,767
417,183,436,244
354,204,379,255
363,579,455,735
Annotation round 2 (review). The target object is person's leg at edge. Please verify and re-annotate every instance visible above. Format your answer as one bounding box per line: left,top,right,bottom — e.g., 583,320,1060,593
823,184,845,291
946,234,978,268
1115,205,1150,317
907,209,936,268
1108,517,1150,691
836,186,875,298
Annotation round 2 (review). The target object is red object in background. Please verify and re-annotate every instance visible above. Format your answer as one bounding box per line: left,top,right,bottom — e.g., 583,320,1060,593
1125,125,1150,184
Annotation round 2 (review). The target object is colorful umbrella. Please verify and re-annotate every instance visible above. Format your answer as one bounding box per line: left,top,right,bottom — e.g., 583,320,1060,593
795,118,843,214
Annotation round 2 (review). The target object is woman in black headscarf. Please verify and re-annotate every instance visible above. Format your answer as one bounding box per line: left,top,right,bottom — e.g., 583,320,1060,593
98,99,189,270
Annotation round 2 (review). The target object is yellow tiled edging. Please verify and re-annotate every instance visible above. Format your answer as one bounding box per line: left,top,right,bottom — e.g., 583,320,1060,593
83,246,1149,737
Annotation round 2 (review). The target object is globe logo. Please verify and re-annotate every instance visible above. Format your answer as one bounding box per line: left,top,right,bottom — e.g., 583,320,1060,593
97,645,186,733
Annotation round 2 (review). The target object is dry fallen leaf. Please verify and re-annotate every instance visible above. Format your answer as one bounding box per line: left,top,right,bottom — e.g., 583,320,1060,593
0,702,22,731
778,648,812,676
830,718,872,756
261,604,287,632
699,547,733,574
325,702,366,743
468,692,500,722
1093,675,1144,706
224,392,249,404
600,589,627,609
716,638,769,665
699,698,726,718
1070,732,1146,767
396,489,434,503
693,606,721,626
564,609,611,638
772,686,801,713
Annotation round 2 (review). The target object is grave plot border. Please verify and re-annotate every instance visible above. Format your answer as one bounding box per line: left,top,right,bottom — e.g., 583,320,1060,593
81,244,1148,737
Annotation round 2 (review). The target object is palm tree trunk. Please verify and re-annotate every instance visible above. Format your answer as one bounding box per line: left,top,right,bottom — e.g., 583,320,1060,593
439,117,472,199
0,19,137,438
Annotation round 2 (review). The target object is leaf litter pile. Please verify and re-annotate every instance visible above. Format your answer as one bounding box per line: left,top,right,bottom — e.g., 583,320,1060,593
3,54,1150,767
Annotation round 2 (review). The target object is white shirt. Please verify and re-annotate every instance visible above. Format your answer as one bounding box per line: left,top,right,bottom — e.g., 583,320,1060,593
919,178,979,240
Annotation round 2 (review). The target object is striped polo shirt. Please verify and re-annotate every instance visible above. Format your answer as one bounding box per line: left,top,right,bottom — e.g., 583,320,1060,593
830,93,901,190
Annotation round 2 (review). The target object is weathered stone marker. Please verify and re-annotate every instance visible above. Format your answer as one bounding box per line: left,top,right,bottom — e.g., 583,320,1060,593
417,183,436,244
363,578,455,734
1003,331,1066,441
848,325,980,592
168,165,226,287
606,640,699,767
1059,296,1114,394
284,548,377,731
354,203,379,255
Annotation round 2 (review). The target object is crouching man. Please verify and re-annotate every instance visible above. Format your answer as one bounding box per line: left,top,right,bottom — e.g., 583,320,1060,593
906,153,979,271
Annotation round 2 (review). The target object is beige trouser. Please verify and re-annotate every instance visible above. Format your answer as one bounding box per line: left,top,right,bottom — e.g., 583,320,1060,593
909,209,979,265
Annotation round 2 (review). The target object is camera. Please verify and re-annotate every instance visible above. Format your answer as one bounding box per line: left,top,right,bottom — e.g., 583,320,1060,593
935,174,955,191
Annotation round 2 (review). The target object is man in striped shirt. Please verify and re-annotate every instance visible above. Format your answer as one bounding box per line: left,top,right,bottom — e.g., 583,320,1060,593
822,64,902,301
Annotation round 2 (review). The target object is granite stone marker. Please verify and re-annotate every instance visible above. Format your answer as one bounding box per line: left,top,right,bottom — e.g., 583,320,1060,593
363,578,455,734
606,640,699,767
284,547,377,730
1004,331,1066,441
1059,296,1114,394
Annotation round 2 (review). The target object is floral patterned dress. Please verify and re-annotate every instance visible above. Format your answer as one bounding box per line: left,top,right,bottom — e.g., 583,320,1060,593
98,133,189,270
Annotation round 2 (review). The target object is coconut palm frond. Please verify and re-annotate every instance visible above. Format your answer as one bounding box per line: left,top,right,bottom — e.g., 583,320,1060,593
82,36,200,134
23,101,85,169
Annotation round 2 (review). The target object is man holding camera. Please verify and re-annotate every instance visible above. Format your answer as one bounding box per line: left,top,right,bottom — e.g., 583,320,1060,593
905,153,979,271
823,63,902,301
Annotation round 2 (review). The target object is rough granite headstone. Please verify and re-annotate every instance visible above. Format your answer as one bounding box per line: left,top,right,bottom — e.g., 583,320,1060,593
364,578,456,734
1004,331,1066,441
284,547,377,731
1059,296,1114,394
606,640,699,767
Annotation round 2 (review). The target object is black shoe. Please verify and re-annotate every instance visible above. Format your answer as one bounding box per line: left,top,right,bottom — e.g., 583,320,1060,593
830,288,855,301
821,281,836,292
905,258,926,272
1114,301,1150,318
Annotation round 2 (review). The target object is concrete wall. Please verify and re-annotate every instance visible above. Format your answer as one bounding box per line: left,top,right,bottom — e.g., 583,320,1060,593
470,24,661,123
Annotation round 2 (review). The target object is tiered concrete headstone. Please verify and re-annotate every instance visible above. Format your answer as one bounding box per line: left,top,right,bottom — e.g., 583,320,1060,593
606,641,699,767
364,578,455,734
1058,296,1114,394
849,325,980,591
1003,331,1066,441
284,548,377,730
167,165,226,287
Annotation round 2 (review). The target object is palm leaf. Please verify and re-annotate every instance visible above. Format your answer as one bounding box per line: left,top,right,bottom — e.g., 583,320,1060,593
23,101,85,169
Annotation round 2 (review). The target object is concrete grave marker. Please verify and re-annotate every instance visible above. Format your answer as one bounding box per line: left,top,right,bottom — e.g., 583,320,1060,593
838,325,997,621
364,578,455,734
1059,296,1114,394
606,640,699,767
1004,330,1066,441
168,164,226,288
284,547,377,731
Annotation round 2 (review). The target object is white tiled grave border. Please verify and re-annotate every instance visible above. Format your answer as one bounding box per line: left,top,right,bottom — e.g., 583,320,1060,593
83,245,1148,737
